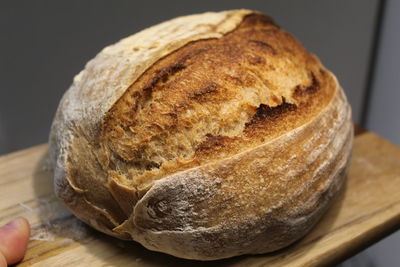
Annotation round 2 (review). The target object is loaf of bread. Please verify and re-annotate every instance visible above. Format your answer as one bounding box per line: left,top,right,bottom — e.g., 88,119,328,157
49,9,353,260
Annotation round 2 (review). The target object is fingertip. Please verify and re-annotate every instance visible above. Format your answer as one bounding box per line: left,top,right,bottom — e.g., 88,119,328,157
0,217,31,265
16,217,31,238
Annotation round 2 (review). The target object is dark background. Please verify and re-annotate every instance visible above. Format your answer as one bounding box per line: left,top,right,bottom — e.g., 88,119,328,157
2,1,400,266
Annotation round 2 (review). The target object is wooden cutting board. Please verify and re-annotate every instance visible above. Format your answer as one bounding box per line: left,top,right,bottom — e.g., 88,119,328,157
1,128,400,266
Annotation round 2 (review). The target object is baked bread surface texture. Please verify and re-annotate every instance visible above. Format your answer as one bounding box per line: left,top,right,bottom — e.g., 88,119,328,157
49,9,353,260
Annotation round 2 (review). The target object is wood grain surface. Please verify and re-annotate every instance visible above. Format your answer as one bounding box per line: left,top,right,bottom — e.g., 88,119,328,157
1,129,400,266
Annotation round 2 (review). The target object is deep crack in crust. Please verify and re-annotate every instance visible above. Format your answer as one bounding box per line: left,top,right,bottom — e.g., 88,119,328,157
102,13,335,189
50,10,353,260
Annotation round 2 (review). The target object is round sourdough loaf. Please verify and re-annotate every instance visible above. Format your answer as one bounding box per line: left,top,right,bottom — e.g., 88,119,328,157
49,9,353,260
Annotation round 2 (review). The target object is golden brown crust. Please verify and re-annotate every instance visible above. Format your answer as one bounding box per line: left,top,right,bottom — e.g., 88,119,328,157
102,13,336,189
49,10,353,260
129,87,352,259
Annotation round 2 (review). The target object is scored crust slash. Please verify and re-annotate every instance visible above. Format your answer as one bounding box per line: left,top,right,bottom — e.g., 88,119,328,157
49,9,353,260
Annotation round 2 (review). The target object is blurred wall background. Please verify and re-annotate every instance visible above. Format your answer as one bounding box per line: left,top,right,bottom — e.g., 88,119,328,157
1,0,399,266
366,0,400,146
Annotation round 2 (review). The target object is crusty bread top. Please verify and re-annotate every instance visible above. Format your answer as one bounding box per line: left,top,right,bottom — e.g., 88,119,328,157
102,13,335,192
50,10,251,158
49,10,346,242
